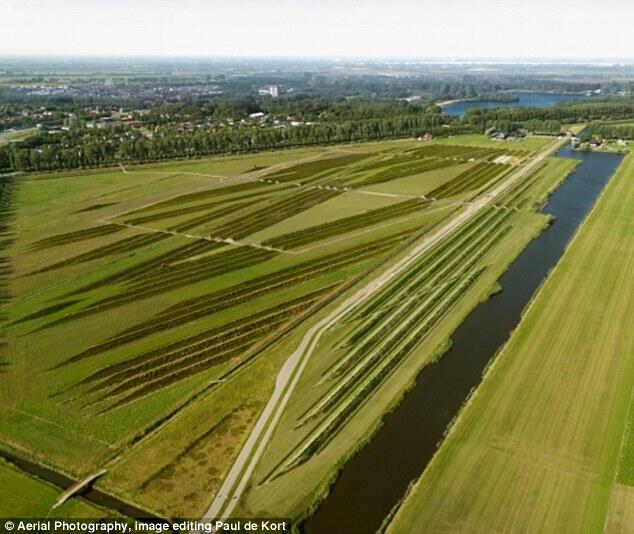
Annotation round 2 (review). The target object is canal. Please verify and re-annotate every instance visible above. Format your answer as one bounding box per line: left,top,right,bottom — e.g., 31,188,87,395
303,144,624,533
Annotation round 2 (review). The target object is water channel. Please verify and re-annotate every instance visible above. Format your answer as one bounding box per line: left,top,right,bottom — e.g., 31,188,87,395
304,144,623,533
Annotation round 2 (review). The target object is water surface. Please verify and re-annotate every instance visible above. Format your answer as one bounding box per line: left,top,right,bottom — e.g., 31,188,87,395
442,92,581,117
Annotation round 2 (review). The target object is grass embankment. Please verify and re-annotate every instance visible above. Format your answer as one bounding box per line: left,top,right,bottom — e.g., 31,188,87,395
389,155,634,533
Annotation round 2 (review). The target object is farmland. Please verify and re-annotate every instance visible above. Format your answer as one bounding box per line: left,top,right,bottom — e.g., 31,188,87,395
227,140,577,520
388,154,634,533
0,134,576,519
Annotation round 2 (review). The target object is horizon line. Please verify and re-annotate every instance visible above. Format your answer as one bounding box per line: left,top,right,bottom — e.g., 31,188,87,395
1,54,634,65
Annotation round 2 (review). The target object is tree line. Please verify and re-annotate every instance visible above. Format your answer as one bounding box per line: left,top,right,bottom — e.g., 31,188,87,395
585,122,634,139
464,99,634,131
0,114,470,172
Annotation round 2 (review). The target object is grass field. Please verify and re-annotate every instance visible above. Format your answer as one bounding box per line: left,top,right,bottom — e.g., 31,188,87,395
0,460,110,518
434,133,551,152
0,134,572,518
389,154,634,533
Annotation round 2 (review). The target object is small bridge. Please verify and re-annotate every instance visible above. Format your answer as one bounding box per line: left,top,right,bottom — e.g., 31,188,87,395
52,469,108,509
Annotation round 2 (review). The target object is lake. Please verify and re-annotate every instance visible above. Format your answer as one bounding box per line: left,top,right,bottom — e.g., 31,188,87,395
442,92,581,117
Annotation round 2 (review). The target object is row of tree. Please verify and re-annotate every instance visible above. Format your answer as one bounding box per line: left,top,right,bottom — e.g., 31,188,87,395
0,114,470,172
464,99,634,131
585,122,634,139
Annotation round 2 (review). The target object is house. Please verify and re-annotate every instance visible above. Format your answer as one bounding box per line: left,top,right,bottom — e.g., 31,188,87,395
417,132,433,142
589,138,603,149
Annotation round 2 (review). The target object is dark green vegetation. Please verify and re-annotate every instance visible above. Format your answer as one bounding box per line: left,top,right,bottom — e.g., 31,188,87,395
3,55,634,174
465,99,634,134
0,104,469,172
3,78,634,172
586,119,634,139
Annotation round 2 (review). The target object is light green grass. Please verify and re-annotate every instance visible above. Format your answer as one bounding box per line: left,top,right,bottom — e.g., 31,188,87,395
0,128,37,147
363,161,475,196
389,154,634,534
434,134,551,152
248,192,401,243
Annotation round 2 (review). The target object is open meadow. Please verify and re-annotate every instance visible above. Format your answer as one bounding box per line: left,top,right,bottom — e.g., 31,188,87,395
0,135,579,518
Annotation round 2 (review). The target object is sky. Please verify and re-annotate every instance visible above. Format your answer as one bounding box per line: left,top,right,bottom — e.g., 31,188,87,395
1,0,633,60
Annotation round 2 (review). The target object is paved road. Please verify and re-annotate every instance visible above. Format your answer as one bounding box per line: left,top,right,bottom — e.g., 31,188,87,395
200,138,566,524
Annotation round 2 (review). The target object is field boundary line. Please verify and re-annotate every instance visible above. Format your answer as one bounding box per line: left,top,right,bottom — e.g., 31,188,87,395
99,220,290,254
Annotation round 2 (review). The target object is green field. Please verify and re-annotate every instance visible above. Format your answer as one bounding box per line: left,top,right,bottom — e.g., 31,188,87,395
0,135,575,518
389,155,634,533
434,133,552,152
0,460,109,518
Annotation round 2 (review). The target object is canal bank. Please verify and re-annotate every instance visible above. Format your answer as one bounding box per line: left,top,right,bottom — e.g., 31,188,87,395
302,145,624,533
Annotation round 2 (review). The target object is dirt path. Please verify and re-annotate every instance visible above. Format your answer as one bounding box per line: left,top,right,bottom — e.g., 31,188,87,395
200,137,566,524
101,220,288,253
